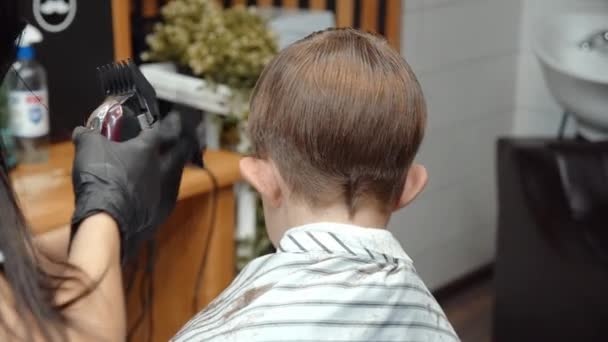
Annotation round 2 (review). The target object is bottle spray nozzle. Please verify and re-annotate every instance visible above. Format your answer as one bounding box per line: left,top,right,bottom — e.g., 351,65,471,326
17,24,43,48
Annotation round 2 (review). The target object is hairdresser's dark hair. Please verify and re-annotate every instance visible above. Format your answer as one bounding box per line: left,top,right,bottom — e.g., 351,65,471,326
0,2,91,340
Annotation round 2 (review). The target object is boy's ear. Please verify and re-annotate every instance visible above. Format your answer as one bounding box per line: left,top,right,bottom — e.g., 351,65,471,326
239,157,282,207
395,164,428,210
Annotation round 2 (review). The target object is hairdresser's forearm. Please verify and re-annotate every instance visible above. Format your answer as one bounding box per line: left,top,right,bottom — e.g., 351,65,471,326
62,213,126,341
68,213,121,279
33,214,120,263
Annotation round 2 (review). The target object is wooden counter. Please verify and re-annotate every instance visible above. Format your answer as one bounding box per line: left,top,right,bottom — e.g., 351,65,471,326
11,142,242,341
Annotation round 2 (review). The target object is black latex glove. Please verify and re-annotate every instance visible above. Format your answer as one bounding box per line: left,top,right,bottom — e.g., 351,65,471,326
71,113,205,261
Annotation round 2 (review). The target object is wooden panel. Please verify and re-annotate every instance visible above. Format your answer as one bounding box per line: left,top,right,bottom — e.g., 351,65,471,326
126,188,236,341
256,0,274,6
283,0,299,8
195,188,236,309
143,0,160,17
385,0,402,50
12,142,242,235
310,0,327,9
112,0,133,60
232,0,247,6
336,0,354,27
361,0,379,32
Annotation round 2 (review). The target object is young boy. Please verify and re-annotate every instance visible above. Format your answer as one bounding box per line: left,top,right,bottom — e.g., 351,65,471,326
173,28,458,342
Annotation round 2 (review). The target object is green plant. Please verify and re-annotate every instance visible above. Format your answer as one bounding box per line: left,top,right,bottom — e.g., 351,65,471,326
142,0,278,90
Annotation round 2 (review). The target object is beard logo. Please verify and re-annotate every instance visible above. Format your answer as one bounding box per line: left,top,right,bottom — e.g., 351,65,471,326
33,0,77,33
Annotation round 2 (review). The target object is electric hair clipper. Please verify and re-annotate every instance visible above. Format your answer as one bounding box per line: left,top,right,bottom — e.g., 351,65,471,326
87,60,204,166
87,60,158,142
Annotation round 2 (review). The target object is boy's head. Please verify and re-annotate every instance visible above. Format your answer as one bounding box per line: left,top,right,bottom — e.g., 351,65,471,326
241,28,428,242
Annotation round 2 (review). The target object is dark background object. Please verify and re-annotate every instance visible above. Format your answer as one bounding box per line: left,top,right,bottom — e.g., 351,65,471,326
19,1,116,141
494,138,608,342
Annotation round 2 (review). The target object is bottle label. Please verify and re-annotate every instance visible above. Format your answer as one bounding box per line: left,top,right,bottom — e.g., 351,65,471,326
8,90,50,138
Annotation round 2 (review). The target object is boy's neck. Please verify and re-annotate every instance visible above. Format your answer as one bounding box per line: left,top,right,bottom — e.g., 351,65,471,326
291,201,390,227
267,202,390,245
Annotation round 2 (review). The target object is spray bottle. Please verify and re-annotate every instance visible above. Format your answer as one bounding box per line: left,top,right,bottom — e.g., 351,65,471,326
5,24,49,163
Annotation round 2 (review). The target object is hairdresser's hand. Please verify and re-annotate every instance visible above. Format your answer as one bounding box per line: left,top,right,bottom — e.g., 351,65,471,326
71,113,204,261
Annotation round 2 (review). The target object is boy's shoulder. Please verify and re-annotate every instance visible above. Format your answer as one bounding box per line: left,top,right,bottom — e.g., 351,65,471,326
173,252,459,341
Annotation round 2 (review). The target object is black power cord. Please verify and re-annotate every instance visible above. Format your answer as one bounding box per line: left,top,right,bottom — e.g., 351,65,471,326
126,164,221,339
126,239,157,342
144,240,156,342
192,166,220,314
558,111,571,140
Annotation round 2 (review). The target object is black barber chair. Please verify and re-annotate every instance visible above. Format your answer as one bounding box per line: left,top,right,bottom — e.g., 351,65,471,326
494,138,608,342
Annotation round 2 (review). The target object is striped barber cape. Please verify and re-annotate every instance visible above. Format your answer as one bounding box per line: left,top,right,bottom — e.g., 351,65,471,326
172,222,459,342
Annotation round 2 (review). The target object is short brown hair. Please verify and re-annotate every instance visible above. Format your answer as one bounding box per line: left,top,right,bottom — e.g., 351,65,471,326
248,28,426,214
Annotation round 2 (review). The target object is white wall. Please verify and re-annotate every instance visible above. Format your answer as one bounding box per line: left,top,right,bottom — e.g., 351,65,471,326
389,0,522,289
514,0,608,136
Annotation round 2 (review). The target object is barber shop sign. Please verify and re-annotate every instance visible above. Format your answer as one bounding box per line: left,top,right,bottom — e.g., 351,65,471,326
33,0,77,33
